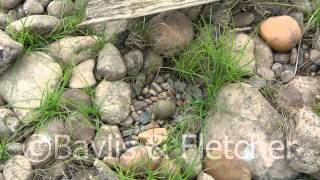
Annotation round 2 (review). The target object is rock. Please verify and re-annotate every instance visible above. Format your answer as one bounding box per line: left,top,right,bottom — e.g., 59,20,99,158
69,59,96,88
234,12,255,28
60,88,92,111
39,0,52,7
123,49,144,76
0,108,20,139
139,111,151,125
280,70,295,83
95,80,131,123
157,158,181,177
287,107,320,174
178,5,201,22
3,155,33,180
283,64,296,73
277,76,319,108
272,63,284,77
6,142,24,155
259,16,302,52
23,0,44,15
93,125,125,159
92,19,129,42
1,0,23,9
182,148,202,176
47,0,74,17
6,15,61,34
47,161,66,180
0,30,23,72
65,113,95,142
0,52,62,122
133,101,148,111
152,99,176,119
40,118,67,137
96,43,127,81
234,33,255,72
291,0,315,15
310,49,320,65
204,150,251,180
71,169,95,180
120,146,160,170
149,11,193,56
197,172,215,180
290,48,299,65
143,50,163,75
256,67,275,80
274,53,290,64
48,36,97,64
254,36,273,69
102,156,120,168
94,159,119,180
138,128,167,146
24,133,55,167
247,76,267,89
204,83,299,179
133,73,146,95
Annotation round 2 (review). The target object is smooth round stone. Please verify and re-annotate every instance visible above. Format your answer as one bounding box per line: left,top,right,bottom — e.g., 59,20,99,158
139,111,151,125
259,16,302,52
152,99,176,119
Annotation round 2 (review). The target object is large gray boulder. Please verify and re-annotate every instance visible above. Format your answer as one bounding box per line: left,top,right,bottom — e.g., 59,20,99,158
48,36,98,64
0,30,23,73
0,52,62,122
6,15,61,34
3,155,33,180
204,83,298,180
95,80,131,124
287,107,320,175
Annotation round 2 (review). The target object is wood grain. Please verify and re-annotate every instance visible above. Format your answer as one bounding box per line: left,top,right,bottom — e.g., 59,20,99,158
79,0,219,26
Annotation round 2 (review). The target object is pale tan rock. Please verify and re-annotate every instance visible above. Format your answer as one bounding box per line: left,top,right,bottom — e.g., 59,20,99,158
197,172,215,180
138,128,167,146
259,16,302,52
69,59,96,88
204,150,251,180
119,146,160,170
3,155,33,180
233,33,255,72
0,52,62,122
48,36,98,64
158,158,181,177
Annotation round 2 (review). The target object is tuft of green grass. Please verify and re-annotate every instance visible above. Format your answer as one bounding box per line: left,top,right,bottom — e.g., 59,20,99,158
0,139,10,161
33,63,75,130
125,17,154,49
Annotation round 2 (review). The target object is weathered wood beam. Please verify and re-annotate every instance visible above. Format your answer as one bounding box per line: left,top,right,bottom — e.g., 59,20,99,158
79,0,219,26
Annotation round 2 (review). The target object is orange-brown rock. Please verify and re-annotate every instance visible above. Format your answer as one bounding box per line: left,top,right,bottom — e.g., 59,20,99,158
204,150,251,180
259,16,301,52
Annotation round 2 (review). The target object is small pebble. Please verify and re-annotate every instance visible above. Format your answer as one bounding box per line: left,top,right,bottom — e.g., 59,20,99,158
155,76,165,83
133,101,148,111
149,89,158,96
280,70,294,83
151,82,162,93
122,129,135,137
310,64,318,72
272,63,284,77
161,82,171,91
131,112,139,121
122,117,134,126
164,73,171,80
151,96,159,102
139,111,151,125
145,99,153,104
142,87,149,95
274,53,290,64
158,92,168,99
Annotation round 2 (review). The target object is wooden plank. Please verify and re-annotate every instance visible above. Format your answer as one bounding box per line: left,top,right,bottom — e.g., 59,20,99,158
79,0,219,26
